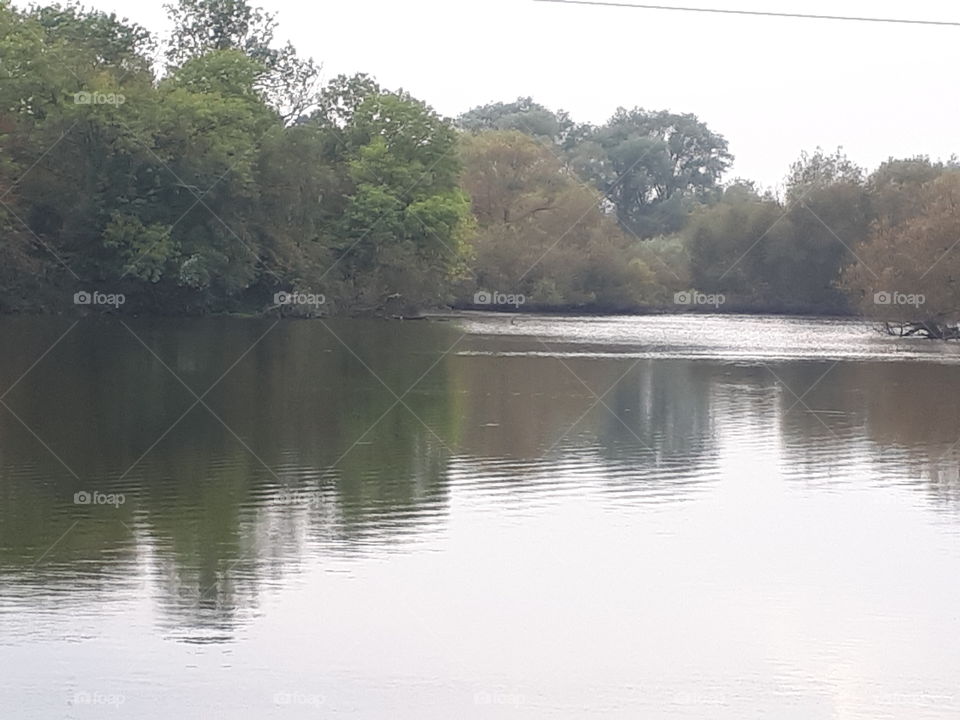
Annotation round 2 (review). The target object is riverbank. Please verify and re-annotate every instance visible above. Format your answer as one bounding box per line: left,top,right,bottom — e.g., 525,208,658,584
2,297,859,321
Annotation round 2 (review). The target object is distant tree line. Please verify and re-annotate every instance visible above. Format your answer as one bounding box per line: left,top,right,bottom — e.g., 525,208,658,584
2,0,959,332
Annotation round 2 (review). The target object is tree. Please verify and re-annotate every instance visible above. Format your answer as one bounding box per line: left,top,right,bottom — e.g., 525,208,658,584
29,2,155,76
252,123,336,287
777,149,870,310
867,156,946,228
113,49,276,305
574,108,732,238
687,183,793,306
329,90,473,312
459,131,673,309
0,1,160,303
457,97,586,148
686,153,871,314
313,73,382,129
843,171,960,338
0,124,43,308
785,146,863,203
164,0,321,123
164,0,277,67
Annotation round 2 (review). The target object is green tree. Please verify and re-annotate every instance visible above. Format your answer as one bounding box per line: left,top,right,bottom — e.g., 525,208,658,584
164,0,321,123
457,97,586,148
0,1,158,302
164,0,277,66
326,90,473,312
575,108,732,238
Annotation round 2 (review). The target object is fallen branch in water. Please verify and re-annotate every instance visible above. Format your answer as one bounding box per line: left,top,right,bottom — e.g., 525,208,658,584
880,320,960,339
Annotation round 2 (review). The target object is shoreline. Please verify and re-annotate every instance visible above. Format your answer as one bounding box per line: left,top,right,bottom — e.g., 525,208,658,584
0,305,862,322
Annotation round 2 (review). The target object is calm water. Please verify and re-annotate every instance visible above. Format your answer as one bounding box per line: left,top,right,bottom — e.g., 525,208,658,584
2,314,960,719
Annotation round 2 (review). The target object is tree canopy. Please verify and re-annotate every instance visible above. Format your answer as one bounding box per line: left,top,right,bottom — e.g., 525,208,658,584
2,0,959,327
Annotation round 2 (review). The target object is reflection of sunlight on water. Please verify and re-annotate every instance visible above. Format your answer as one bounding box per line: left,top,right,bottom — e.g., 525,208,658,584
445,449,722,513
458,313,960,363
828,665,960,720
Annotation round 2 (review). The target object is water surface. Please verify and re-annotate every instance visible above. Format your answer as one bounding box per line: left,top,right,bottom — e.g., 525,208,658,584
1,314,959,718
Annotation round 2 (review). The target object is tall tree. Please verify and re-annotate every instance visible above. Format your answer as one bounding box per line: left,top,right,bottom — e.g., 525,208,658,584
457,97,586,148
785,147,863,203
573,108,732,238
164,0,321,123
781,148,870,310
328,90,473,312
164,0,276,66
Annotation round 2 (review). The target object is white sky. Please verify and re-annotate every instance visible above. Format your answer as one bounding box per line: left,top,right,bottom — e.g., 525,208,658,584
40,0,960,189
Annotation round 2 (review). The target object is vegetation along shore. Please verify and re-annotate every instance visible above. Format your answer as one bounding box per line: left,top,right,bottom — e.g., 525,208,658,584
2,0,959,336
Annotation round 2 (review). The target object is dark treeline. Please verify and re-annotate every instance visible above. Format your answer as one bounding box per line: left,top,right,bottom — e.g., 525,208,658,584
2,0,959,330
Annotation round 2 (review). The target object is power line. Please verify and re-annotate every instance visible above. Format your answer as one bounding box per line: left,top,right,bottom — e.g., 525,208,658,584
533,0,960,27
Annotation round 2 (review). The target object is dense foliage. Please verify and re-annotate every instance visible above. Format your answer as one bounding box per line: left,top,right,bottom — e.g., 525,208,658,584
0,0,470,315
1,0,959,326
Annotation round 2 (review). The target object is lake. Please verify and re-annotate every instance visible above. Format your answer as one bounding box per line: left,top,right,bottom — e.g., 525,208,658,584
2,313,960,719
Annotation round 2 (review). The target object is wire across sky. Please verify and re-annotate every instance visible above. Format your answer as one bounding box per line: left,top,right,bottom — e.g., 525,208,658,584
533,0,960,28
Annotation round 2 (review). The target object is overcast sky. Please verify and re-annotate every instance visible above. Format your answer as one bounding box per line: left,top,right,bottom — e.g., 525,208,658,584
42,0,960,190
